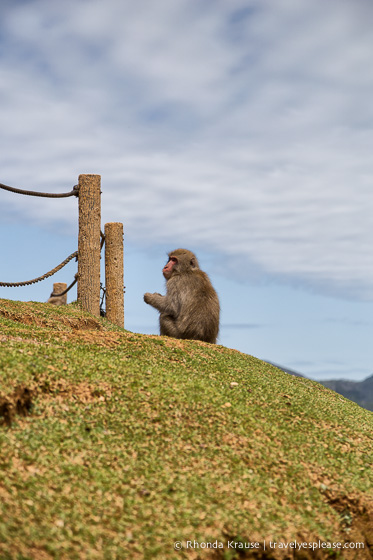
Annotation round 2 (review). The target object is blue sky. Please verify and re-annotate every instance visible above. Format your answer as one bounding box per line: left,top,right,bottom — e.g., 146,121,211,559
1,0,372,381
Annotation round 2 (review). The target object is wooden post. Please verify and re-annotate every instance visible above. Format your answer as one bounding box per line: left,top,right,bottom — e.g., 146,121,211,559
77,174,101,316
105,222,124,328
48,282,67,305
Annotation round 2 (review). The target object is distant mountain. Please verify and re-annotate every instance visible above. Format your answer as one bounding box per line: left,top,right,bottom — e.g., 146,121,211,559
319,375,373,412
266,361,373,412
266,362,305,378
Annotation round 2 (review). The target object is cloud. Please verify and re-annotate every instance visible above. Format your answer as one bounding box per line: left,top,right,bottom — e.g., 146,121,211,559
1,0,373,300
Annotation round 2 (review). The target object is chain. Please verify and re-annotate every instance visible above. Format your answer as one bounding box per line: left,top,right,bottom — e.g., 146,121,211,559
100,230,105,250
100,283,106,317
0,182,79,198
0,252,78,287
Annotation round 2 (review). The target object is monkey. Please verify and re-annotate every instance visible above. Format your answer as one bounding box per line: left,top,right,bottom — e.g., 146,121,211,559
47,283,67,306
144,248,220,343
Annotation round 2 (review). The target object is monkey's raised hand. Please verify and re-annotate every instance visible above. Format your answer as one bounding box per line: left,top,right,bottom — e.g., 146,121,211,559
144,292,162,305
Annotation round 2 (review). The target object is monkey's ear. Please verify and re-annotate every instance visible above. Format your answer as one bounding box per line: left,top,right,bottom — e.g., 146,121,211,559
190,258,197,269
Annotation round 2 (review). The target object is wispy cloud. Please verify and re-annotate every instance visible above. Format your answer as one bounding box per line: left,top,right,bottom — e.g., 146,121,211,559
1,0,373,299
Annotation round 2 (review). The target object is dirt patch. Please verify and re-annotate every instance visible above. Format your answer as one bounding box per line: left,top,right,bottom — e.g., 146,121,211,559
65,317,104,331
0,374,113,427
0,334,47,345
35,374,113,404
0,385,33,426
0,308,103,332
323,490,373,559
301,467,373,559
61,329,123,347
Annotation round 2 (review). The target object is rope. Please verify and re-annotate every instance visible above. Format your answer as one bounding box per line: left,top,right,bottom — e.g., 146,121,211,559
0,252,78,287
0,182,79,198
49,234,105,302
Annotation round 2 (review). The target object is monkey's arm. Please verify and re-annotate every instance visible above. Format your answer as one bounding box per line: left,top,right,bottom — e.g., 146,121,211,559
144,293,179,316
144,292,175,315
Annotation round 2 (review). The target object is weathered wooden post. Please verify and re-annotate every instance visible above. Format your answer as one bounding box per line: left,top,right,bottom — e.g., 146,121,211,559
77,174,101,316
105,222,124,328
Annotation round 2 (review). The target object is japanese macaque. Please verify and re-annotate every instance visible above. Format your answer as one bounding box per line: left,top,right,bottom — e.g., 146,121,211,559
47,283,67,306
144,249,220,343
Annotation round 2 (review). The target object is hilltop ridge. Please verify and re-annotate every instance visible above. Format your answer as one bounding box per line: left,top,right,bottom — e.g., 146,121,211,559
267,361,373,412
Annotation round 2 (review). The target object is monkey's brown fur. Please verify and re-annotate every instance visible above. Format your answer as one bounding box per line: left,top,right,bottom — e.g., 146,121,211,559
144,249,220,343
47,295,66,306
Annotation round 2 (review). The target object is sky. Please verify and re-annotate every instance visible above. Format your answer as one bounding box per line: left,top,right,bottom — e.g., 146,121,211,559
0,0,372,382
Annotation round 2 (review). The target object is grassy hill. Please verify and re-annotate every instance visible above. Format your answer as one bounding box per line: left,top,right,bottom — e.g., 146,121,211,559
0,298,372,560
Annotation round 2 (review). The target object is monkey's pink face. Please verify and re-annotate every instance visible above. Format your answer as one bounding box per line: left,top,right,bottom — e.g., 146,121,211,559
163,256,178,279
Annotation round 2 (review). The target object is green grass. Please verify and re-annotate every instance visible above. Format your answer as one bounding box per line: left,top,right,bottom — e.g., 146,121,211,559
0,298,372,560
